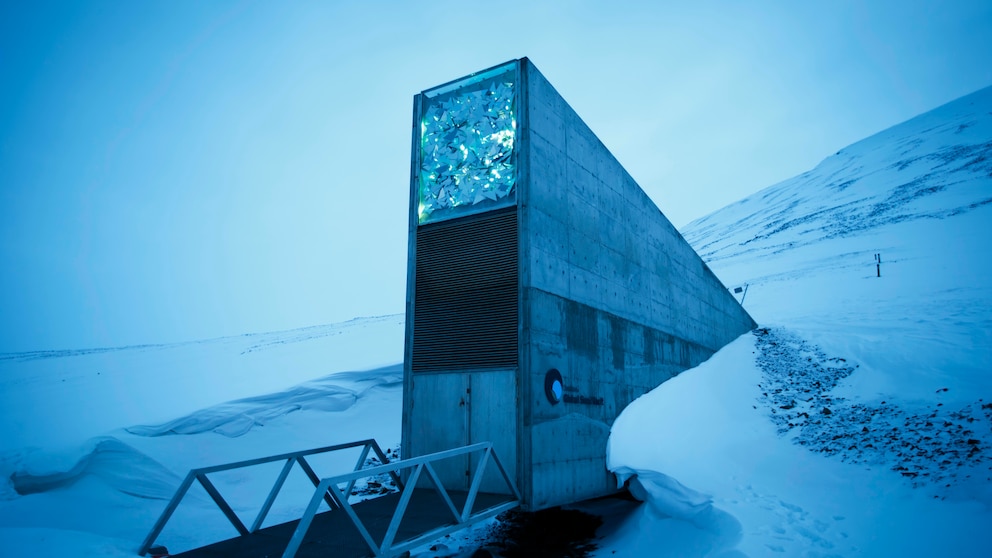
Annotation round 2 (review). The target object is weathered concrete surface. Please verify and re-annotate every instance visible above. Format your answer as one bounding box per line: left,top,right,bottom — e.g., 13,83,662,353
518,58,755,509
404,58,755,511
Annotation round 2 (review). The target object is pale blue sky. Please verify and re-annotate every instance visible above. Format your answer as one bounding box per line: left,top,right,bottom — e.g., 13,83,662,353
1,1,990,352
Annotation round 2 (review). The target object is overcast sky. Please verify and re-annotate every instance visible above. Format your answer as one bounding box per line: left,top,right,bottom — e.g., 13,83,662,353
1,1,990,352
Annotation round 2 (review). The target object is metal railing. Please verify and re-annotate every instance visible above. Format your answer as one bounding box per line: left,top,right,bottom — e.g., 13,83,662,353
138,438,397,556
138,439,520,558
283,441,520,558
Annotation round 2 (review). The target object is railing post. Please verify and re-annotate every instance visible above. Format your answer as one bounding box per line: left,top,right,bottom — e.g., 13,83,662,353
421,461,461,522
488,445,522,501
461,446,491,522
379,463,424,553
282,479,333,558
137,471,197,556
344,442,373,497
250,457,296,533
370,439,404,490
197,473,249,536
296,456,339,510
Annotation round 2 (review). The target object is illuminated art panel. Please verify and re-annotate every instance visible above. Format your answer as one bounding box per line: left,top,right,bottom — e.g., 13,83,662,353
418,62,517,224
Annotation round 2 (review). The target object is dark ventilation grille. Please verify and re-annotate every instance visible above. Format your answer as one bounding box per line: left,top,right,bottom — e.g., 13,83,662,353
412,208,519,372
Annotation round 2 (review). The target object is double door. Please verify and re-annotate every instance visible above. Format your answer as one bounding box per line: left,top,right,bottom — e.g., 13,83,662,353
408,370,516,493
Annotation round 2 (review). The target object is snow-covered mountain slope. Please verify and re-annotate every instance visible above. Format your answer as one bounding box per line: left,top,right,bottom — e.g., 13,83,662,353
682,86,992,407
605,87,992,556
685,85,992,264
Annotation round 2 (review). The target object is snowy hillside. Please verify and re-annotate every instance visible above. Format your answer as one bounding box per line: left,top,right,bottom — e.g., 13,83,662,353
681,85,992,407
1,85,991,557
605,86,992,556
686,85,992,264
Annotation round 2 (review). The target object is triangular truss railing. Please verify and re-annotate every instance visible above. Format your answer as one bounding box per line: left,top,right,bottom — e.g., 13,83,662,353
138,440,519,557
138,439,398,556
282,441,520,558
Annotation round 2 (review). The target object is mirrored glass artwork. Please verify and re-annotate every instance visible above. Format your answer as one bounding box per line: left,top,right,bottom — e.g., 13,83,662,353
418,67,516,223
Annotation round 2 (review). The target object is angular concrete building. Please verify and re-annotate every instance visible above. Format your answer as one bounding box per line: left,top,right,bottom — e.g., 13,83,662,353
402,58,755,510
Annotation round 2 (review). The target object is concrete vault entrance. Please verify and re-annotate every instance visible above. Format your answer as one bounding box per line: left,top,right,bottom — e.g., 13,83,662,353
402,58,756,511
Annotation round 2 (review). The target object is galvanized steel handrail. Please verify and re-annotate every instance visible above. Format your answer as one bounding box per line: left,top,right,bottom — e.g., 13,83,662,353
138,438,397,556
282,441,520,558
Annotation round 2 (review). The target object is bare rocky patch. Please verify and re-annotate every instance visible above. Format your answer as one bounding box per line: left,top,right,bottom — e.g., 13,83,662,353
754,327,992,493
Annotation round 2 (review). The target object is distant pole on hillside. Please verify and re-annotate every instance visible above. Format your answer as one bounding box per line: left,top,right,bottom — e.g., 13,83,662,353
875,253,881,277
733,284,749,306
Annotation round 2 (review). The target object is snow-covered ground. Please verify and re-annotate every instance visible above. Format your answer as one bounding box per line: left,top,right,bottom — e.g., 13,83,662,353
603,85,992,557
1,85,990,556
0,317,405,556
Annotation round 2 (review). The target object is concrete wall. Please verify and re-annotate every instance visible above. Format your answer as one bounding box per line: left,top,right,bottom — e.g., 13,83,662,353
403,58,755,511
517,58,755,509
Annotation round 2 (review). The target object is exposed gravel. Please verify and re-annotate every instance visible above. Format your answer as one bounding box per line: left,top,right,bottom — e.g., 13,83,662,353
754,327,992,493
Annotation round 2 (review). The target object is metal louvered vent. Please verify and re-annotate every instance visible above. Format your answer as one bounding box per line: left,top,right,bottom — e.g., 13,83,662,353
412,208,519,372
